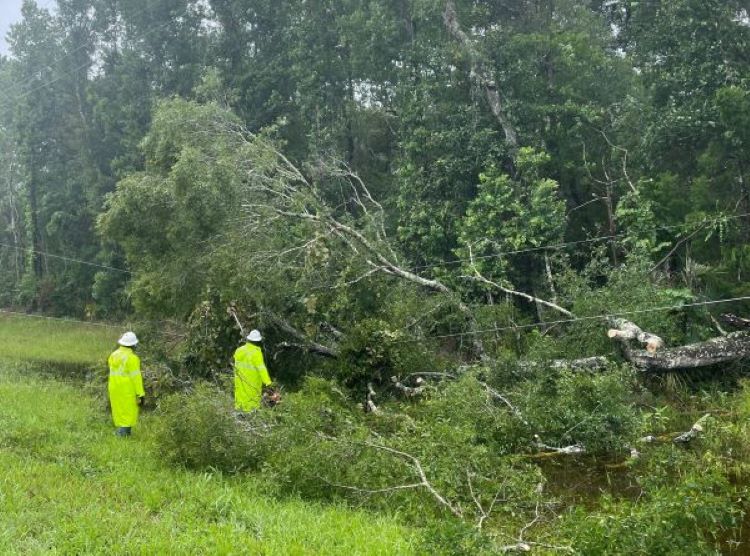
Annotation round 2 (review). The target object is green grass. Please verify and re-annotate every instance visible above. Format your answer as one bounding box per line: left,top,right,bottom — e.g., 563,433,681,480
0,314,116,365
0,364,419,555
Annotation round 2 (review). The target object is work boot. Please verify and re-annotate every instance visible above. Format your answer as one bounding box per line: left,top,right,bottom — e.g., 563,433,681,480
115,427,132,437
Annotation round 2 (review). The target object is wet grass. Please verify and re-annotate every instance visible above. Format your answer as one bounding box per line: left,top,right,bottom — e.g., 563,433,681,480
0,363,419,554
0,313,116,366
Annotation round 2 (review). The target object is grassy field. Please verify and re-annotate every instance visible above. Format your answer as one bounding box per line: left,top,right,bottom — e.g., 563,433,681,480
0,313,117,365
0,316,419,554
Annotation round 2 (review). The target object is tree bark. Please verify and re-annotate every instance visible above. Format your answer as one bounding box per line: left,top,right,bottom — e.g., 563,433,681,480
607,318,664,352
721,313,750,329
265,311,340,359
620,332,750,370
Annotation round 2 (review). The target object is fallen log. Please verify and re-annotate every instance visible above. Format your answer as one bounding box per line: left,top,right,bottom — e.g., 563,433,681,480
518,356,611,373
620,332,750,370
721,313,750,329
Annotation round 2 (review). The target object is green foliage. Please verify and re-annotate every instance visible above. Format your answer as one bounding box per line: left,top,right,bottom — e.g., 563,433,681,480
156,383,266,473
518,368,639,454
4,3,750,549
181,296,245,379
335,318,435,391
615,190,665,254
418,520,494,556
457,148,566,282
561,453,743,554
152,373,543,535
98,99,246,317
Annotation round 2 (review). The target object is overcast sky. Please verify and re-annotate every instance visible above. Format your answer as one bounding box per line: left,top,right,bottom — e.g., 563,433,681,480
1,0,29,57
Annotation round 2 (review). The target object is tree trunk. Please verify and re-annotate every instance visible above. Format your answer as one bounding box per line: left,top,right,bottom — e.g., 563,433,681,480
621,332,750,370
442,1,519,151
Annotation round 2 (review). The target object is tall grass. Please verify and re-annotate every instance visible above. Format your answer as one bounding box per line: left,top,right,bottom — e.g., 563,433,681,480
0,364,418,554
0,314,116,365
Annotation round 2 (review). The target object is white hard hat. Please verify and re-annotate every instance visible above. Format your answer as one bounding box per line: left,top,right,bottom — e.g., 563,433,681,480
247,329,262,342
118,331,139,347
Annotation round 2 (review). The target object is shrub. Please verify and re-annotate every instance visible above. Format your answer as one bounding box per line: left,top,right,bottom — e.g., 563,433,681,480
418,519,495,555
335,318,436,392
516,367,639,454
155,383,269,472
261,377,377,501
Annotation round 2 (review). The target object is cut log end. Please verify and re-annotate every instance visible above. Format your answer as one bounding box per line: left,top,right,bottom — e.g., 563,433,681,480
646,339,664,353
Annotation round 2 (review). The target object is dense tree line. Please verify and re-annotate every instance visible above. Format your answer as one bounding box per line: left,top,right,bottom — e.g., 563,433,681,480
1,0,747,324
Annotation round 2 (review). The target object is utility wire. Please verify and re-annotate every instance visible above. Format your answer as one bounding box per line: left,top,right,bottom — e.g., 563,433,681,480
0,2,92,103
0,211,746,284
304,211,750,292
4,295,750,344
405,211,750,274
0,241,131,274
395,295,750,343
0,308,121,329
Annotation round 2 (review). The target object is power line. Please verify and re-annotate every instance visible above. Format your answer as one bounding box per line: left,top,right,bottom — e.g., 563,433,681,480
4,294,749,347
0,308,121,329
0,241,131,274
396,295,750,343
0,308,182,330
405,211,750,274
304,211,750,292
0,2,93,103
1,210,746,284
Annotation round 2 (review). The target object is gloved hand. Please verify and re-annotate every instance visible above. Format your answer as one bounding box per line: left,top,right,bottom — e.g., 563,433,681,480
137,396,145,407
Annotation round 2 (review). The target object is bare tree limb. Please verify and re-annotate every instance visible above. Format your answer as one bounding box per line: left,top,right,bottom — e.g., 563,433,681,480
478,380,528,425
515,357,612,374
365,382,379,413
673,414,710,443
531,435,585,455
466,470,507,530
390,376,425,397
402,371,458,382
463,271,574,318
607,317,664,353
649,224,707,274
320,434,463,518
264,310,339,358
710,314,728,337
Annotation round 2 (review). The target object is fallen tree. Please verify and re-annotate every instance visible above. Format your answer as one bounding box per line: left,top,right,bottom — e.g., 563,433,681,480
194,112,750,377
614,332,750,370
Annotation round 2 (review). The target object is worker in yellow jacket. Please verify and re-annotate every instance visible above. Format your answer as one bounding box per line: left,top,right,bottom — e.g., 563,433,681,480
108,331,145,437
233,329,272,411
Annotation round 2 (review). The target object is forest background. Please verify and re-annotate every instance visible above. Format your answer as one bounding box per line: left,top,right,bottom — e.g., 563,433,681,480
2,0,750,552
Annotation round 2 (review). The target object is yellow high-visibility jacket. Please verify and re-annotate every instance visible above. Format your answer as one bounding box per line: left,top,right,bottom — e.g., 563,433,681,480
234,342,271,411
107,346,145,427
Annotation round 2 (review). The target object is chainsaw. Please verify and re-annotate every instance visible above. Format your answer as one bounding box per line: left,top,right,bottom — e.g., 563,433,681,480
262,385,282,408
